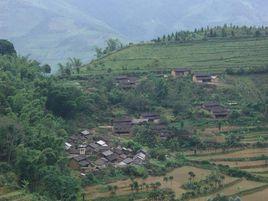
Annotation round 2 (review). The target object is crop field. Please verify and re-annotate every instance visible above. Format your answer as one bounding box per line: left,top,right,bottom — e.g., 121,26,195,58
85,166,238,200
246,167,268,173
83,37,268,75
191,179,267,201
189,148,268,161
241,130,268,144
214,160,268,169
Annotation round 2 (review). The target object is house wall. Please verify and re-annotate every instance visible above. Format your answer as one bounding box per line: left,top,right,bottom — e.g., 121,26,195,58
153,119,160,124
193,76,202,83
171,70,177,77
172,70,189,77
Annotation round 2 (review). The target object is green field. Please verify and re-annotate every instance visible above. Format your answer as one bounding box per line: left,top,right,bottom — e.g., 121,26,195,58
83,37,268,75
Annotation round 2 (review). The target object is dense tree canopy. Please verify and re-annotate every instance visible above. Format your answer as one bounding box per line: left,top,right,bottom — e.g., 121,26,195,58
0,39,16,55
0,45,80,200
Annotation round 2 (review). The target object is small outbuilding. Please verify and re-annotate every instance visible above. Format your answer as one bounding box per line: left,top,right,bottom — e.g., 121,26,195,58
140,113,160,123
171,68,191,77
193,73,215,83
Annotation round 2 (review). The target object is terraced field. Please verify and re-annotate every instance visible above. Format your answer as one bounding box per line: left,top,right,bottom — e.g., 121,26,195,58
214,160,268,169
0,190,33,201
187,147,268,201
241,131,268,144
85,166,238,200
191,179,268,201
83,37,268,75
189,148,268,161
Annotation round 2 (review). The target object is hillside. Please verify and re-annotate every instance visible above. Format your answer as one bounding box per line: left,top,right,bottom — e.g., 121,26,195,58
1,40,268,201
84,37,268,74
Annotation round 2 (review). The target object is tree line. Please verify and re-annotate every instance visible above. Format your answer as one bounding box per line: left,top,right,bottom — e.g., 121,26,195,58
152,25,268,43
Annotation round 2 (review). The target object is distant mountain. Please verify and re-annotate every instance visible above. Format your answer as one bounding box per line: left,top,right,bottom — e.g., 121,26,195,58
70,0,268,40
0,0,124,65
0,0,267,67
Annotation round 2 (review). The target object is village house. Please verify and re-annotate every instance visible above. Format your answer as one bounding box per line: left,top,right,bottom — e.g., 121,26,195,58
113,147,123,155
106,153,120,163
210,107,229,119
132,118,149,125
88,142,100,153
80,129,90,136
67,143,93,157
153,69,169,78
69,155,91,170
117,158,133,167
94,158,109,169
96,140,108,147
114,147,129,160
151,122,171,140
159,131,171,140
67,147,80,155
140,113,160,123
67,129,92,146
78,144,87,155
113,123,132,135
202,102,229,119
122,147,133,155
113,116,132,124
202,102,221,110
65,142,72,150
68,134,87,145
193,73,217,83
115,76,138,89
88,140,109,154
171,68,191,77
113,116,133,135
132,150,147,165
102,150,113,158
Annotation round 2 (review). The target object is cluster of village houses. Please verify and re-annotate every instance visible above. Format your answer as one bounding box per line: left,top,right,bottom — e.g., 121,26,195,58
66,129,148,173
114,67,229,119
115,68,219,89
66,68,230,172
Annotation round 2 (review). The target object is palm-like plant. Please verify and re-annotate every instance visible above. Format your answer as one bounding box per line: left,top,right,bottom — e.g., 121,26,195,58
68,57,82,74
169,176,174,185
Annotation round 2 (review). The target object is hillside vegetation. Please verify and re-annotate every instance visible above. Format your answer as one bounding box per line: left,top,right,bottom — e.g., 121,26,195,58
84,37,268,75
1,31,268,200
